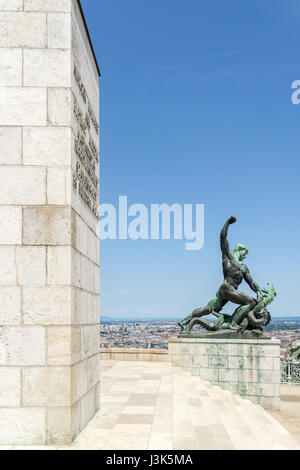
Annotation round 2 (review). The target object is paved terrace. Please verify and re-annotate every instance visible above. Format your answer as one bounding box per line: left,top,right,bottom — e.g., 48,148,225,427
1,359,299,450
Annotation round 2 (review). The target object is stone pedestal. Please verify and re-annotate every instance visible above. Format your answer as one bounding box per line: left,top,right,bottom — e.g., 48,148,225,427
169,337,280,410
0,1,100,445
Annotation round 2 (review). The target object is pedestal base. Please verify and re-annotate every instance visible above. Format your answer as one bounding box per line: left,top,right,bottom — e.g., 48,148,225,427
168,336,280,410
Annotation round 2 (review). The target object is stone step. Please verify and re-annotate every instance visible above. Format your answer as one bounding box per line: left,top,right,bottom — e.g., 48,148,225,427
170,364,299,450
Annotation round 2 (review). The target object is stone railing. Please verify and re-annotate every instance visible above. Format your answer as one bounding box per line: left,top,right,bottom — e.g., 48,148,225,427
280,360,300,384
100,348,169,362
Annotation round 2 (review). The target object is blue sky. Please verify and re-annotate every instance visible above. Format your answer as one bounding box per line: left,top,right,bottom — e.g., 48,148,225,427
82,0,300,319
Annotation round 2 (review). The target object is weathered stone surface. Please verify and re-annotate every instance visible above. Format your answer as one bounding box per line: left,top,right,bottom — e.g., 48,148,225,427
0,127,22,165
80,388,95,430
0,326,46,365
0,409,46,445
23,206,71,245
0,87,47,126
16,247,46,285
47,246,71,285
0,48,22,86
0,167,46,205
24,49,71,87
0,12,46,48
0,206,22,245
0,287,21,325
0,0,22,10
47,407,72,445
23,127,71,166
47,326,72,365
22,366,71,406
23,286,73,325
0,367,21,406
48,12,71,49
0,247,16,285
169,337,281,410
24,0,71,11
47,167,71,205
48,88,71,126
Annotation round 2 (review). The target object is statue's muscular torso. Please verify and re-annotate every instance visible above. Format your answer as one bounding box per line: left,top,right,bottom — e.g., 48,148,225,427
222,254,246,289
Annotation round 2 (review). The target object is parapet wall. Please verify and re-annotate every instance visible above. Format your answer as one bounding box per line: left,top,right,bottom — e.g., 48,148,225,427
169,337,281,410
100,348,169,362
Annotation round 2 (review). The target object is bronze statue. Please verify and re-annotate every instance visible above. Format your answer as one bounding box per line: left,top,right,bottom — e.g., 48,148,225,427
178,217,276,337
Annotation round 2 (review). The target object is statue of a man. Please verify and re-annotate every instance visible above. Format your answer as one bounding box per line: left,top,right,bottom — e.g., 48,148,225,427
179,216,264,332
217,216,263,328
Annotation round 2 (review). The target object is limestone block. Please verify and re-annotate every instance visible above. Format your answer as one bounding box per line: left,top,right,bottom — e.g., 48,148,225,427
0,247,16,285
95,382,100,411
94,264,100,294
0,167,46,205
218,342,244,356
247,382,274,397
71,326,81,363
75,289,88,324
47,246,71,285
0,326,45,365
71,400,81,439
228,355,258,369
218,369,239,382
80,388,95,430
23,286,73,325
0,0,22,10
76,214,88,256
238,368,258,383
0,206,22,245
81,325,94,360
88,294,100,324
0,127,22,165
0,12,46,48
87,228,98,264
22,366,71,406
0,87,47,126
16,247,46,285
0,287,21,325
208,355,228,368
257,344,280,357
258,369,280,384
23,127,71,166
80,255,94,292
87,354,100,390
46,407,71,445
47,12,71,49
92,325,100,355
191,355,208,368
47,246,80,287
0,409,46,445
47,326,72,365
258,396,280,410
0,48,22,86
71,249,81,288
72,360,88,402
171,354,191,368
24,0,71,11
47,167,71,205
24,49,71,87
48,88,71,126
198,368,219,382
23,206,71,245
0,367,21,406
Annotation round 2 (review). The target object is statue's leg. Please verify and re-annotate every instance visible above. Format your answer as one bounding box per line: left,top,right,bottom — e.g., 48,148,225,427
223,288,256,328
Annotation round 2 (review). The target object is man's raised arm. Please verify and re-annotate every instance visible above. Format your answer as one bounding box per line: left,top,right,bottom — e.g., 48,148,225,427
220,216,237,257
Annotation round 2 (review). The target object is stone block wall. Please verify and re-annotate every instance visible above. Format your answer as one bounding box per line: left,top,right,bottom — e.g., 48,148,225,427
0,0,100,445
169,337,281,410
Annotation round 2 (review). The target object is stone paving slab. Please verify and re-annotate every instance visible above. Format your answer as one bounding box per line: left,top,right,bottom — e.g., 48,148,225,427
5,361,300,450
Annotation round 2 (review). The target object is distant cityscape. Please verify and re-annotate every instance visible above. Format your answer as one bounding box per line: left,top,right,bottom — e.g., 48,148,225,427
100,317,300,359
